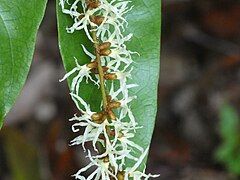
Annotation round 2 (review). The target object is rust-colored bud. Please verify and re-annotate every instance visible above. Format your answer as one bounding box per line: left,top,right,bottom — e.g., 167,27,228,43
102,66,109,72
78,14,85,20
90,15,104,25
117,172,125,180
99,42,111,50
101,113,108,121
91,112,103,122
92,112,108,124
100,49,111,56
109,129,115,137
108,110,116,120
91,68,98,74
87,0,101,9
91,66,108,74
118,132,124,138
103,156,109,163
107,95,112,102
104,73,117,80
87,61,98,69
108,101,121,109
99,134,105,140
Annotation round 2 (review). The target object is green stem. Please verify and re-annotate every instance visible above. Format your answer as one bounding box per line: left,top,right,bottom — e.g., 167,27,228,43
91,30,108,111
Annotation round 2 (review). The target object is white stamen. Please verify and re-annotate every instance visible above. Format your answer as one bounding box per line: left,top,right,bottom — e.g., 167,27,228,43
59,0,158,179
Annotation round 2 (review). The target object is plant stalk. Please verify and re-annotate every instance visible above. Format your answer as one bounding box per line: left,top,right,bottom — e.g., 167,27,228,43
91,30,108,111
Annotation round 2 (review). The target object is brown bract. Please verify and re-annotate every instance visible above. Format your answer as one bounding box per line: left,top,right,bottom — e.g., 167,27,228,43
87,0,101,10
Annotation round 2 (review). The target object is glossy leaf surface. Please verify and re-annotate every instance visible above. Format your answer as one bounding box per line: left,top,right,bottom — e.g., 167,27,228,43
0,0,47,128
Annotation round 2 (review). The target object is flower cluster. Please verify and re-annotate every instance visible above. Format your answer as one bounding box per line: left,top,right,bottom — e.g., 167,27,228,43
60,0,159,179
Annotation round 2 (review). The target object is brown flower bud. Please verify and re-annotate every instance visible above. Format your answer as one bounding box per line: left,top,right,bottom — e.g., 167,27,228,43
91,68,98,74
108,101,121,109
78,14,85,20
91,112,108,124
87,61,98,69
101,113,108,121
99,134,105,140
107,95,112,102
91,112,103,122
99,42,111,51
108,129,115,137
103,156,109,163
104,73,117,80
91,66,108,74
108,110,116,120
87,0,101,9
118,132,124,138
100,49,111,56
90,15,104,26
117,172,125,180
102,66,109,72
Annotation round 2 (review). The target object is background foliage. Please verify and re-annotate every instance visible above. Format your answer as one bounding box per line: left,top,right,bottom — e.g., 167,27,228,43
216,104,240,175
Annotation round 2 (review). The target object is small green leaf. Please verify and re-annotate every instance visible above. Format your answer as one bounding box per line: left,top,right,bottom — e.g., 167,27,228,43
215,103,240,175
57,0,161,169
0,0,48,128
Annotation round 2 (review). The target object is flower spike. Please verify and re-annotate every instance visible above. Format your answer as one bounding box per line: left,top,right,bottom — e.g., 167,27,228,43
60,0,159,179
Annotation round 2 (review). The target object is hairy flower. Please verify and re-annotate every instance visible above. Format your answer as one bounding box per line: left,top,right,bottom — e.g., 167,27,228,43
73,151,117,180
60,58,98,95
124,147,160,180
59,0,159,179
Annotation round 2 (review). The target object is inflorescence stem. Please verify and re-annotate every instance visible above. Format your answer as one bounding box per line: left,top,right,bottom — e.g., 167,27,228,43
59,0,160,178
91,30,108,111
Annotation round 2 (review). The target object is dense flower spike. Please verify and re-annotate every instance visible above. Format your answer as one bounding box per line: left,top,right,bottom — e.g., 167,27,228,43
59,0,159,179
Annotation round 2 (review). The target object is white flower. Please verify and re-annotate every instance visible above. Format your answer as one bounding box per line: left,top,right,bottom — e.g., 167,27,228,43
73,151,117,180
60,0,132,43
59,0,80,16
118,96,137,126
91,123,119,174
95,1,132,38
69,114,105,151
104,48,133,71
127,170,160,180
60,0,159,179
107,32,133,49
60,58,98,95
109,68,135,99
109,81,138,100
70,93,101,150
81,44,96,60
114,121,142,151
124,147,160,180
60,0,100,41
98,0,131,28
105,120,142,171
70,93,112,151
117,128,143,153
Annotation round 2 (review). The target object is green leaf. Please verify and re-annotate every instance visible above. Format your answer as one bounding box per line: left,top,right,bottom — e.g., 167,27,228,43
125,0,161,168
56,2,102,112
215,103,240,175
0,0,48,128
57,0,161,170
